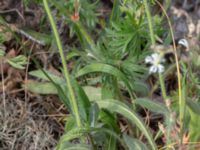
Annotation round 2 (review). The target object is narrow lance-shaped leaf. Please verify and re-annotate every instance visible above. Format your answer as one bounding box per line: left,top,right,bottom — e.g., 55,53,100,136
186,99,200,115
29,70,64,84
76,63,134,99
89,103,99,127
135,98,169,115
123,134,150,150
70,77,91,122
57,141,92,150
96,100,157,150
30,59,71,111
57,127,125,150
24,81,57,94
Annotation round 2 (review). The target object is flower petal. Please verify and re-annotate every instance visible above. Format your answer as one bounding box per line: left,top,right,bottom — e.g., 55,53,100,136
149,65,158,74
178,39,189,49
145,56,153,64
157,64,164,73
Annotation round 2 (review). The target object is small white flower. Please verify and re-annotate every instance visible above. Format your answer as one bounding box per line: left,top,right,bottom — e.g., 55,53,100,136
178,39,189,50
145,53,165,74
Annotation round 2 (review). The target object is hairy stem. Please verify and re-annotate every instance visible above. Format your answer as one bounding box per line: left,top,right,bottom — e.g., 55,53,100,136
43,0,82,127
143,0,156,45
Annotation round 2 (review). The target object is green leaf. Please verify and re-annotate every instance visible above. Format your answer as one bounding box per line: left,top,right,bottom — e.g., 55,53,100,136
9,55,27,63
0,49,5,57
89,103,99,127
7,60,25,69
188,108,200,142
76,63,125,81
123,134,150,150
29,70,70,108
66,51,80,60
57,142,92,150
83,86,101,101
99,110,119,132
132,81,149,96
96,100,157,150
107,133,117,150
57,127,124,150
22,29,52,45
7,55,27,69
110,0,120,21
29,65,71,112
135,98,169,115
29,70,64,84
64,115,76,131
30,69,92,123
71,78,91,122
24,81,57,94
186,99,200,115
76,63,134,99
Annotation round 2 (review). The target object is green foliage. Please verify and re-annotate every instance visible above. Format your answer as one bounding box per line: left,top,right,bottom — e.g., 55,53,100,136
0,49,5,57
135,98,169,115
24,81,57,94
106,12,147,58
76,63,133,98
123,134,150,150
96,100,157,150
51,0,99,38
0,26,27,70
22,0,200,149
7,55,27,69
57,126,124,150
188,108,200,142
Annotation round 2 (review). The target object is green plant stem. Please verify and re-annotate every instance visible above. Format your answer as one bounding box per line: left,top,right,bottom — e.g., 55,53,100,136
143,0,155,45
144,0,167,102
161,0,171,19
159,73,167,100
155,0,183,144
159,72,172,147
43,0,82,127
144,1,172,149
